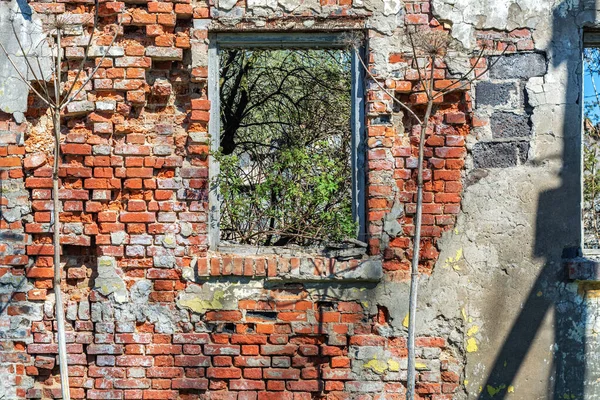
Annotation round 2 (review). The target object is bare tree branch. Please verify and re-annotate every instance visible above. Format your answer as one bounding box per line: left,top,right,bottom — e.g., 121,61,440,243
434,46,485,96
434,45,508,100
352,46,423,124
408,31,427,94
60,0,100,107
61,31,121,108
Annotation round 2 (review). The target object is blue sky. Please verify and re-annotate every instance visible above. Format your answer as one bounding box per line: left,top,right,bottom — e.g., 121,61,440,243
584,59,600,124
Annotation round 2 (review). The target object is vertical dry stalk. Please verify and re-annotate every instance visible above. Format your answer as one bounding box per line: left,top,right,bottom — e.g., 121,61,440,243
51,23,70,399
405,30,444,400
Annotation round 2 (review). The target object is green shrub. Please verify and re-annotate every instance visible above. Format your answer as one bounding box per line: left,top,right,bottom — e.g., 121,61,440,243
215,48,356,246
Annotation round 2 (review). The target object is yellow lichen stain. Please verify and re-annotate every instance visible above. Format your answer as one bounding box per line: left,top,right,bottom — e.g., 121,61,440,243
508,385,515,393
362,301,369,308
363,358,388,374
179,290,225,313
537,291,543,297
454,228,459,234
585,288,600,298
415,362,428,371
444,248,463,271
363,358,401,374
479,386,483,393
461,308,468,320
466,338,478,353
487,384,506,397
463,380,469,386
99,258,113,267
467,325,479,337
403,314,409,328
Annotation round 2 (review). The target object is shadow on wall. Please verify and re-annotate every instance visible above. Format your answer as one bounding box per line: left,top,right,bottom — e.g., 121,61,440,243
478,1,589,399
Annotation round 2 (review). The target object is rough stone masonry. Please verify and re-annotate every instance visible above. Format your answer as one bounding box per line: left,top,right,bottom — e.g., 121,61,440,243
0,0,597,399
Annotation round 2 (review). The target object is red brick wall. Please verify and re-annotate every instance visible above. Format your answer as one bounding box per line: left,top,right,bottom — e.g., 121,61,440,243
0,0,537,399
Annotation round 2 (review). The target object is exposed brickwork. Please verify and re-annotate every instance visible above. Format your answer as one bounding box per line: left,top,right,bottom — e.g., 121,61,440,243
0,0,540,399
20,294,463,400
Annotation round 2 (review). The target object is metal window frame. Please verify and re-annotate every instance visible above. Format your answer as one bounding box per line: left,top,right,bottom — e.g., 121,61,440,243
207,31,366,250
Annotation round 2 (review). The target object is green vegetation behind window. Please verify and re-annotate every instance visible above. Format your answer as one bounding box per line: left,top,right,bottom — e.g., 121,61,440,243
216,48,355,247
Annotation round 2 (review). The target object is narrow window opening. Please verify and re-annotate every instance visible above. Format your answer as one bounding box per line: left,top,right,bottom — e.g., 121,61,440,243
583,46,600,252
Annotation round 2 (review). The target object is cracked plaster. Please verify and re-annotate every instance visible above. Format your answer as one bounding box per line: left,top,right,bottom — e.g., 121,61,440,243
0,0,51,122
431,0,558,48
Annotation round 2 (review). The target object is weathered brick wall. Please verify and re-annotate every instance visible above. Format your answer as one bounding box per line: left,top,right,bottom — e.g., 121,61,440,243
0,0,542,399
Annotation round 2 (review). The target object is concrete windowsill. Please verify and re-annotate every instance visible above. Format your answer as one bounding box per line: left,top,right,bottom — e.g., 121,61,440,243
203,246,383,283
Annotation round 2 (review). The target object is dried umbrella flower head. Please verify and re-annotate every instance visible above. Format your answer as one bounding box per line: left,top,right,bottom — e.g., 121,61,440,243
411,29,450,58
45,14,80,33
338,31,365,50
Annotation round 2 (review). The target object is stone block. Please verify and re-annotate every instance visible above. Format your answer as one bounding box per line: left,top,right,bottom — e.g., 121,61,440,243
475,82,518,107
78,300,90,320
146,46,183,61
64,100,95,116
95,256,128,303
96,100,116,111
489,53,547,80
491,111,531,138
154,145,173,155
88,46,125,57
153,255,177,268
472,141,529,168
216,0,238,10
92,145,111,155
345,381,385,392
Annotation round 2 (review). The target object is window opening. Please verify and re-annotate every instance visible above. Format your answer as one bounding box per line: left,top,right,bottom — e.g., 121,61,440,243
583,46,600,251
208,33,365,250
